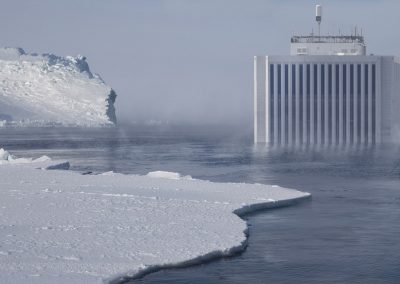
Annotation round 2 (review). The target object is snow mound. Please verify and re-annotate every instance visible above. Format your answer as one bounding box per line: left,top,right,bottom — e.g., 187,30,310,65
0,148,14,161
0,47,117,127
147,171,193,180
0,147,66,168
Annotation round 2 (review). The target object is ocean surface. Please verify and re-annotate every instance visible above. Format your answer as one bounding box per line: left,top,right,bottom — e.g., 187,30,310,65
1,126,400,284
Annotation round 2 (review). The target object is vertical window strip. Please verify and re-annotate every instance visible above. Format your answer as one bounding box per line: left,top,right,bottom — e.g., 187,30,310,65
292,64,296,142
307,64,311,145
299,64,303,144
343,64,347,143
314,64,318,143
269,64,274,143
285,64,289,145
321,64,325,145
365,64,369,143
335,64,340,145
328,64,332,145
278,64,282,144
350,64,354,144
357,64,362,143
372,64,376,144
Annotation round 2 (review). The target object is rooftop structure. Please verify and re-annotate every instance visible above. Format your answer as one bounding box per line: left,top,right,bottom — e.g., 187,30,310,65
290,5,366,56
290,34,366,56
291,35,365,44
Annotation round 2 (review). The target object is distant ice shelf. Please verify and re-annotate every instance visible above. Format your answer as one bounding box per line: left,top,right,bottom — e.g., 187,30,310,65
0,148,310,284
0,47,116,127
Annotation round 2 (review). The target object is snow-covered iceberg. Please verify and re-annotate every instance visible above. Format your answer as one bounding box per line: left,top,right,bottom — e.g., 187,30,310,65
0,149,310,284
0,47,116,127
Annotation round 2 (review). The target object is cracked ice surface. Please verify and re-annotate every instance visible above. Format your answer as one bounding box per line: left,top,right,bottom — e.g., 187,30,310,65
0,151,309,284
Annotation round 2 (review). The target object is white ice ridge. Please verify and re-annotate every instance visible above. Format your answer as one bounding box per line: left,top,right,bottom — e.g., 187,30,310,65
0,47,116,127
0,149,310,284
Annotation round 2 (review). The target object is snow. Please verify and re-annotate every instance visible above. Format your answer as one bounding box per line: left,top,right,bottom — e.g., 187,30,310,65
146,171,193,180
0,149,310,284
0,148,13,161
0,47,116,127
0,148,53,165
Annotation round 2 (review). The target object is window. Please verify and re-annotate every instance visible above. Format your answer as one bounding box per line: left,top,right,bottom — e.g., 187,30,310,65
328,64,332,144
297,48,307,54
342,64,349,141
343,64,347,142
372,64,376,144
321,64,325,144
335,64,340,144
269,64,274,142
350,64,354,144
278,64,282,144
357,64,362,142
292,64,296,138
285,64,289,144
307,64,311,144
299,65,303,141
314,64,318,142
365,64,369,142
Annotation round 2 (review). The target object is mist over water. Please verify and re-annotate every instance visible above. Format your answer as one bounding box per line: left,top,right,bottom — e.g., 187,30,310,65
2,126,400,180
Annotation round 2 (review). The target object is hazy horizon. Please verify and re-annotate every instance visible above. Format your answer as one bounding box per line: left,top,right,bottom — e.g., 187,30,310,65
1,0,399,127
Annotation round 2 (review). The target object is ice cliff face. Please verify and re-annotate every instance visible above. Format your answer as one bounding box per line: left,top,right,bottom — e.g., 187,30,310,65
0,47,117,126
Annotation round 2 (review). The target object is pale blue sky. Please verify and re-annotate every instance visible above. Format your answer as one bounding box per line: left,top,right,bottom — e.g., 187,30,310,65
0,0,399,126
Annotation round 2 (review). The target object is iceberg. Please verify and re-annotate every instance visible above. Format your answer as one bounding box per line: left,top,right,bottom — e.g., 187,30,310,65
0,47,116,126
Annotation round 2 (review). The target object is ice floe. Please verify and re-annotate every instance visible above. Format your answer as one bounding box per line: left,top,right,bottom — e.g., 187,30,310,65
0,149,310,284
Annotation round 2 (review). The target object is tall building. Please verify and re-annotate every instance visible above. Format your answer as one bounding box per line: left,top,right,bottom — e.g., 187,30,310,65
254,6,400,145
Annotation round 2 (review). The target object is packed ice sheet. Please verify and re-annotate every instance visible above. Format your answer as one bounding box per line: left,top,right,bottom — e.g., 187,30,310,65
0,149,309,284
0,47,116,126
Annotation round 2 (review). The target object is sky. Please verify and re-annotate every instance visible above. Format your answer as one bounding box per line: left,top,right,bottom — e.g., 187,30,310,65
0,0,399,127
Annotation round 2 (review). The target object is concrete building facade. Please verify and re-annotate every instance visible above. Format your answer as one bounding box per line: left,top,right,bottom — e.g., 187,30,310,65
254,36,400,146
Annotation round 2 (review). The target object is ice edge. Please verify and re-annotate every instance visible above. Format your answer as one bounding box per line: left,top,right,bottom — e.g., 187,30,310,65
107,193,311,284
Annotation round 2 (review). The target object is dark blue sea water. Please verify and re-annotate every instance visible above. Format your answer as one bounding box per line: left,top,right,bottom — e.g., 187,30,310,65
1,126,400,284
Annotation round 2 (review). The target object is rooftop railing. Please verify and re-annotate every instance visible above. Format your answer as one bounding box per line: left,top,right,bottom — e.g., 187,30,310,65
291,35,365,44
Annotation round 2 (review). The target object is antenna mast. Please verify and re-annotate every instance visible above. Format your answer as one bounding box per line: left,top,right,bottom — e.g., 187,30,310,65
316,5,322,39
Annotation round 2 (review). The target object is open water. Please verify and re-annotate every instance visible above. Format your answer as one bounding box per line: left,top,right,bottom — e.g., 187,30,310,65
1,126,400,284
